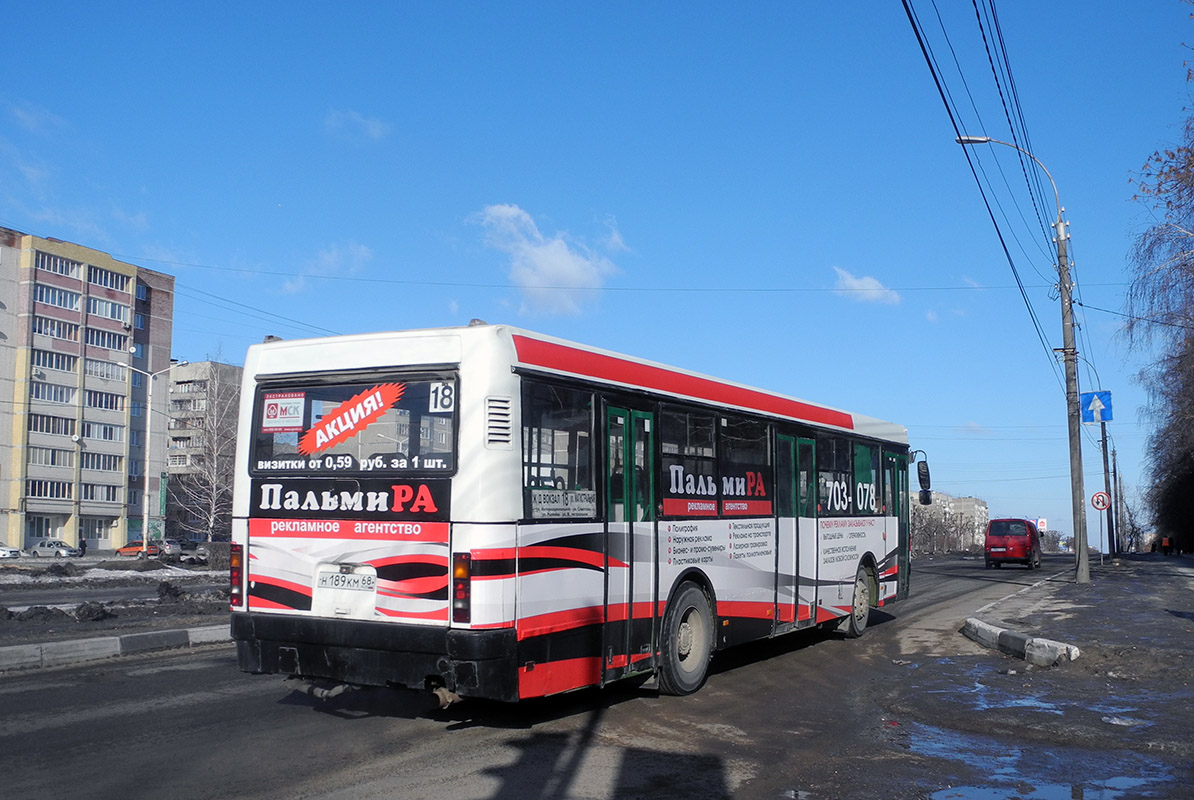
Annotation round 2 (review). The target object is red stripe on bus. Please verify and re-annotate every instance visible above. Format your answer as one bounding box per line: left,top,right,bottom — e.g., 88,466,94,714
717,600,776,620
516,605,605,640
247,597,297,611
722,500,774,516
518,544,622,570
375,605,449,621
249,574,311,598
514,335,854,430
377,576,449,595
518,656,602,699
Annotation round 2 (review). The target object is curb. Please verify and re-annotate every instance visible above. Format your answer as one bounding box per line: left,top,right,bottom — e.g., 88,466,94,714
0,624,231,672
962,617,1081,667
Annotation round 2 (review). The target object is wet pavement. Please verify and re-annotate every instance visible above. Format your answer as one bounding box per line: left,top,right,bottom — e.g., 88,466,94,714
876,552,1194,799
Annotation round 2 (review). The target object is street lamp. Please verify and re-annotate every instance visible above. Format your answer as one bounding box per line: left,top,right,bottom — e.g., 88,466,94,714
955,135,1090,583
127,359,187,557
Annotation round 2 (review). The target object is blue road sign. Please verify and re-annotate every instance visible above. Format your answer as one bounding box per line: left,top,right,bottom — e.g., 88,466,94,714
1080,390,1113,424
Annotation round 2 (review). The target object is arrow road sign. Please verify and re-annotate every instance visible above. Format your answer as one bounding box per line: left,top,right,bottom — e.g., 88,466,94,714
1080,390,1113,424
1091,491,1111,511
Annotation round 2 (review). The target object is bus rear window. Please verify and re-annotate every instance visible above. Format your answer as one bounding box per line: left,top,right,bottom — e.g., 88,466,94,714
251,376,456,476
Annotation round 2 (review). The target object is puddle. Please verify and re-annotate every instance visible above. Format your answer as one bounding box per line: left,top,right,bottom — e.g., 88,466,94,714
926,664,1062,715
906,723,1173,799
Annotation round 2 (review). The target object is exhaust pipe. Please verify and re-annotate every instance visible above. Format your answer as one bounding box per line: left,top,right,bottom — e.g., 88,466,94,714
432,686,461,708
287,677,357,701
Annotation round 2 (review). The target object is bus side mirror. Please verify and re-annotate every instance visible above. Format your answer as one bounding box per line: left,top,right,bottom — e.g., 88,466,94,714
917,461,931,492
919,489,932,505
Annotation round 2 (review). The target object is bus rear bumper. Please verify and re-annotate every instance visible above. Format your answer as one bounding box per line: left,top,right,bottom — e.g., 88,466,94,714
231,612,519,702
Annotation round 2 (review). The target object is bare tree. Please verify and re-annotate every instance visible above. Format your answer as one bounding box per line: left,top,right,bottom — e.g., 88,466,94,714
166,360,241,541
1125,60,1194,551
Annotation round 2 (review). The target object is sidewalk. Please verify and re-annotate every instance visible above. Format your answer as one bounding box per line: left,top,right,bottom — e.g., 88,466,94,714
964,552,1194,679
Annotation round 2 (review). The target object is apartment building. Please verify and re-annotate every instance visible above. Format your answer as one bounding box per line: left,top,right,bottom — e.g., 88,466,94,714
0,227,174,551
165,360,241,542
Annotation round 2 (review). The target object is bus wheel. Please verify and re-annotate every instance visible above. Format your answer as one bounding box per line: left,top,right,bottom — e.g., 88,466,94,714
658,583,713,696
844,567,871,639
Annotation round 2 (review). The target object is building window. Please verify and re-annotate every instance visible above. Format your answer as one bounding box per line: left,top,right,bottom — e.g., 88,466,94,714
85,390,125,411
33,315,80,342
130,459,143,476
85,329,129,351
80,517,115,540
87,265,132,292
168,454,188,467
34,284,82,311
134,313,146,330
81,484,122,502
81,420,124,442
169,437,191,450
30,382,76,404
130,401,143,417
86,296,131,323
130,342,144,359
33,349,78,373
81,452,123,472
26,515,57,539
136,283,148,301
35,252,82,278
29,414,76,437
28,446,74,468
130,430,142,447
26,480,73,499
84,359,127,382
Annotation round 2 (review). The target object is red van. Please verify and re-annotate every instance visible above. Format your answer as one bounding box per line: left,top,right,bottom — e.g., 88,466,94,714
984,518,1042,569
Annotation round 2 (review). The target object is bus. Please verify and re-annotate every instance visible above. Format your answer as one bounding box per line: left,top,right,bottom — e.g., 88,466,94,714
230,323,928,705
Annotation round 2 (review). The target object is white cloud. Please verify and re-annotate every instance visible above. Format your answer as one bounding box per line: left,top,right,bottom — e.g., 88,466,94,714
476,204,619,315
324,109,392,142
283,241,373,294
926,310,939,322
832,266,900,305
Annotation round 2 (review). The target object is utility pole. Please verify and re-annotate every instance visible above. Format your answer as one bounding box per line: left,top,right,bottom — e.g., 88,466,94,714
1100,422,1116,557
1055,214,1091,582
956,135,1090,583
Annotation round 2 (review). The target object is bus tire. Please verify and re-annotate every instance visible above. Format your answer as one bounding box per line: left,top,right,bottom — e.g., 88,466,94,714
844,566,871,639
657,582,713,696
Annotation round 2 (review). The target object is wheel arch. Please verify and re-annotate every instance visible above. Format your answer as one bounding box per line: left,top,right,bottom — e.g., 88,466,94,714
663,568,719,644
857,552,880,607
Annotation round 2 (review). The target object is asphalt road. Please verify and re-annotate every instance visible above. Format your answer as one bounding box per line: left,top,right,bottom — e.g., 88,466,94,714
1,554,1187,799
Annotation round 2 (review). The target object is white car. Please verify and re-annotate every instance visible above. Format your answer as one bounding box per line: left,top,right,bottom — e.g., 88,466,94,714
28,539,82,557
0,545,22,559
159,539,183,557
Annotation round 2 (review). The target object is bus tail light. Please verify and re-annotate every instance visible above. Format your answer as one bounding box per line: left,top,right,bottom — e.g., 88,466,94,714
452,553,472,623
230,544,244,608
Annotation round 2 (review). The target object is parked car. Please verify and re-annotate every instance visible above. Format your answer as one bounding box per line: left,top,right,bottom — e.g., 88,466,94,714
984,518,1042,569
159,539,183,558
179,541,211,565
0,545,23,559
28,539,82,558
115,541,161,558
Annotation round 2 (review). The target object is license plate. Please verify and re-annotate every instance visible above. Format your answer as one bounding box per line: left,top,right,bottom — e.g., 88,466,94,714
990,547,1006,552
317,571,377,591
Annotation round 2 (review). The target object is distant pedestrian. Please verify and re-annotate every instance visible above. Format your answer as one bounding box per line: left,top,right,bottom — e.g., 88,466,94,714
79,536,88,556
1162,537,1172,556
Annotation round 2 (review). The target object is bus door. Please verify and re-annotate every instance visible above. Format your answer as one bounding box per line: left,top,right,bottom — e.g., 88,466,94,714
796,437,817,624
775,435,798,631
605,407,656,684
883,451,911,600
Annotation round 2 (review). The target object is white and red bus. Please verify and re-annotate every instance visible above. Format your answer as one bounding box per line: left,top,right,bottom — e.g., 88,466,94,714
231,324,927,703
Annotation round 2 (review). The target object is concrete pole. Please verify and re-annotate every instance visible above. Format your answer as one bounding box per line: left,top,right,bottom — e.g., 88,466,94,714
1056,219,1090,582
1100,422,1116,557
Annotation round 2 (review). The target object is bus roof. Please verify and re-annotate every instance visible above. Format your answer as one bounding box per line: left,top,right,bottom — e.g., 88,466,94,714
244,323,909,446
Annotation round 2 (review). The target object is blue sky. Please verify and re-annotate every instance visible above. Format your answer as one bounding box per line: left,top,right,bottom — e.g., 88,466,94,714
2,2,1189,547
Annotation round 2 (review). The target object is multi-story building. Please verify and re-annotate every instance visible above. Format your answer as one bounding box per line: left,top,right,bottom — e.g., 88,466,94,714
165,360,241,542
0,227,174,551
